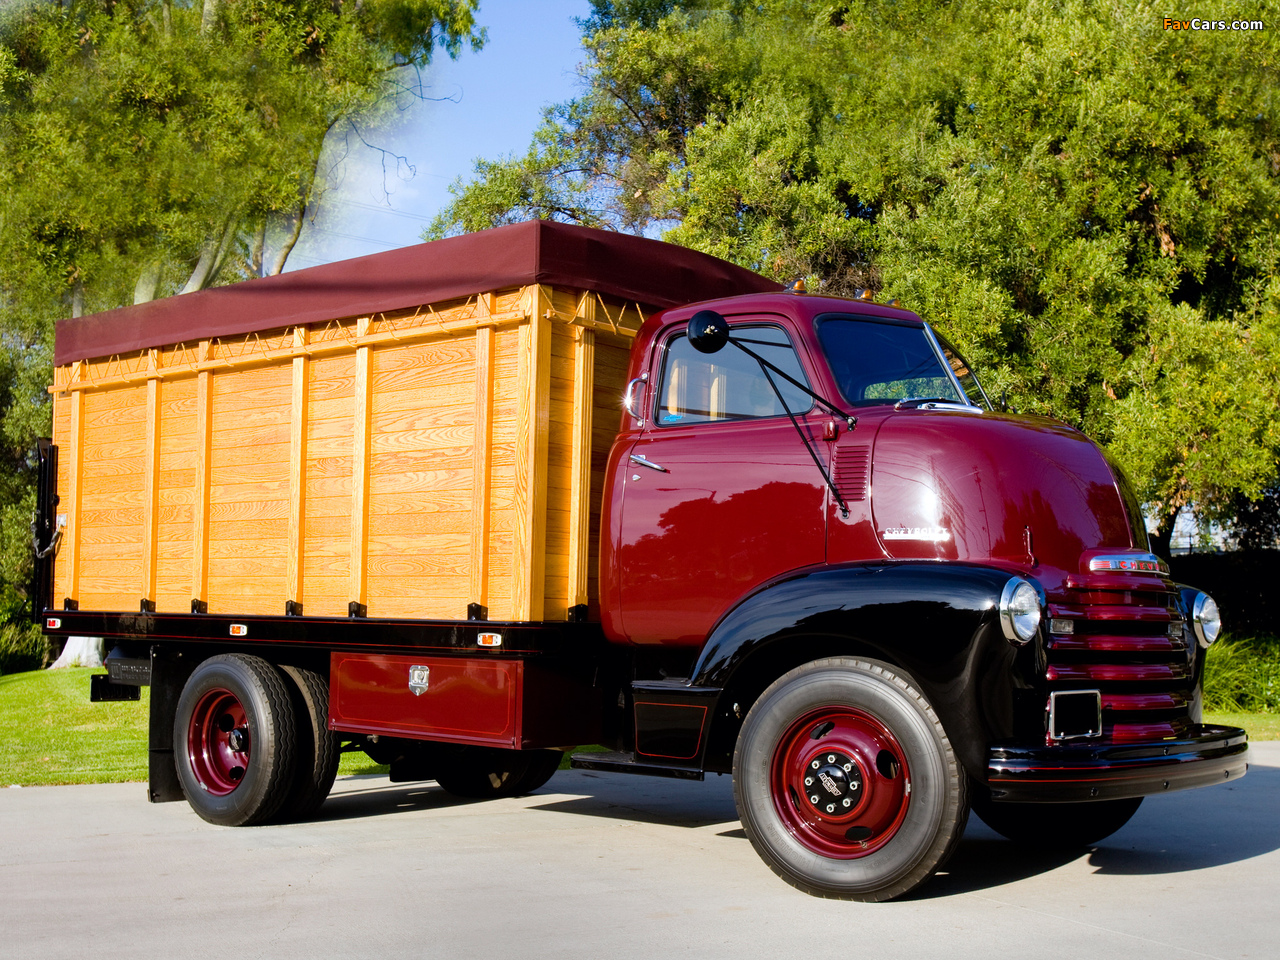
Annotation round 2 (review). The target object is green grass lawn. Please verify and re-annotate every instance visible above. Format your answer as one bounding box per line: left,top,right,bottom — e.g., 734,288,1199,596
0,667,1274,787
0,667,150,785
1203,710,1280,741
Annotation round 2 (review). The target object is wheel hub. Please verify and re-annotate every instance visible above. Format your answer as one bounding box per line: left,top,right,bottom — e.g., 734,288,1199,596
187,687,251,797
770,707,911,859
803,751,863,815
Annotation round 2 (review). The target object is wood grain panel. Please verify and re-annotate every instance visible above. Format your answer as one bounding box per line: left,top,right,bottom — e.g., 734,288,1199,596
300,496,353,521
367,405,474,433
207,500,290,522
300,514,354,539
365,492,472,517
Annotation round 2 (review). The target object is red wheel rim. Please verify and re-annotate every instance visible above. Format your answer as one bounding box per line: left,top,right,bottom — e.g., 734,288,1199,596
769,706,911,858
187,687,250,796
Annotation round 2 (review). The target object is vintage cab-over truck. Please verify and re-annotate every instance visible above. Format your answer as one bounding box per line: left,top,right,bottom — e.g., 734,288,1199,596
35,221,1248,900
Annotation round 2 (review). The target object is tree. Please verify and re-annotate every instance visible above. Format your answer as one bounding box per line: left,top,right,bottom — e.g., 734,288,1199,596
0,0,483,638
432,0,1280,547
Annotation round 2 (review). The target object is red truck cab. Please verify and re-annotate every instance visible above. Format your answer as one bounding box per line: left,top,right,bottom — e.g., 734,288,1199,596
581,290,1247,899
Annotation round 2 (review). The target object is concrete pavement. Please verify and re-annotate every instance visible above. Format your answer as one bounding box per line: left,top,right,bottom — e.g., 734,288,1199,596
2,743,1278,960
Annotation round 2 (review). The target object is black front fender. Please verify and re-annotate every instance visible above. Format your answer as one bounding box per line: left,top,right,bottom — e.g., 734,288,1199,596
691,562,1045,781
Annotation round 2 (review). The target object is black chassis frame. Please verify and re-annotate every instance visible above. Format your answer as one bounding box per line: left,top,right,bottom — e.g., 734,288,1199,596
41,560,1249,804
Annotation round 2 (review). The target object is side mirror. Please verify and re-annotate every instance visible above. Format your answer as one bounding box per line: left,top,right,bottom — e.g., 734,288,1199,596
687,310,730,354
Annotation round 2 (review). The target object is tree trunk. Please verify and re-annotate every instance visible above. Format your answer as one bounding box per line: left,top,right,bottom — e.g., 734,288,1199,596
180,217,238,294
270,203,307,276
50,636,104,669
250,220,267,277
201,0,220,35
1149,506,1182,560
133,260,161,304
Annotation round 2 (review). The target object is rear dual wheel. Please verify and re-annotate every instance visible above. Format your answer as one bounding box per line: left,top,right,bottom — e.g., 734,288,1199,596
174,655,336,826
734,657,968,901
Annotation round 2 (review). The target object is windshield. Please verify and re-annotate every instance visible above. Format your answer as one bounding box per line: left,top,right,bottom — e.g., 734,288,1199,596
816,316,988,409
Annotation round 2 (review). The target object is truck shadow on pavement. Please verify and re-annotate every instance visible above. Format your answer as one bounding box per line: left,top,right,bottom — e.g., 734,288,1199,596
311,779,484,821
314,765,1279,899
915,764,1280,898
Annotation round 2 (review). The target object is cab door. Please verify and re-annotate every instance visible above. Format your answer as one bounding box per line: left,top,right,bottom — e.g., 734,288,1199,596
614,321,828,645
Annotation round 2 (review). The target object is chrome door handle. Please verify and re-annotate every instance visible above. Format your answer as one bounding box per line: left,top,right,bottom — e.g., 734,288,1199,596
623,374,648,422
629,454,668,473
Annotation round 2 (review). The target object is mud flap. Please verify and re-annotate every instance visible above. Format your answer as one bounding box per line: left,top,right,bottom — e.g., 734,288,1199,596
148,650,192,803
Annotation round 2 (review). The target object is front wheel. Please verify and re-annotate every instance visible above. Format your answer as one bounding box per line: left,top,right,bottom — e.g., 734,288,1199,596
733,657,968,901
972,795,1143,847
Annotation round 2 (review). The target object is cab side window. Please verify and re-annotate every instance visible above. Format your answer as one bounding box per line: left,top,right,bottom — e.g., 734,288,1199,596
656,325,812,425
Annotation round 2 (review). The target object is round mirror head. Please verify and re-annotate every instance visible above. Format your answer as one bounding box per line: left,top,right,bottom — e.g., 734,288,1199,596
687,310,730,354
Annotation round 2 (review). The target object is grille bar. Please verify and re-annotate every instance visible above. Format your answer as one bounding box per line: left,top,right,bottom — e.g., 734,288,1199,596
1049,634,1186,653
1048,662,1191,682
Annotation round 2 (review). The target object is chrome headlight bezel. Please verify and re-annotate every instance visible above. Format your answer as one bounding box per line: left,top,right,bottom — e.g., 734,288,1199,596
999,577,1042,645
1192,592,1222,647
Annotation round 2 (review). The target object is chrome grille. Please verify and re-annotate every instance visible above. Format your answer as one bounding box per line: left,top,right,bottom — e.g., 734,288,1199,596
1045,573,1192,744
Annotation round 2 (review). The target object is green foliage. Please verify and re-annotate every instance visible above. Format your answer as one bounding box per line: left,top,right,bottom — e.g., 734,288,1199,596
0,0,481,628
434,0,1280,536
1202,635,1280,713
0,621,48,675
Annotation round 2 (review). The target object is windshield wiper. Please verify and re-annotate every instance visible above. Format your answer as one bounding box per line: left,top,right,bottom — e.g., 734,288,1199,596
686,312,856,519
893,396,965,410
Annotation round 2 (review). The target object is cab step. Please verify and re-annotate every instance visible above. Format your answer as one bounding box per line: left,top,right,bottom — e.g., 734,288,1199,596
569,750,704,781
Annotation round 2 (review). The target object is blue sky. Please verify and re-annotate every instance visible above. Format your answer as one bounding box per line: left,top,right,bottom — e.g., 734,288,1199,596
286,0,592,270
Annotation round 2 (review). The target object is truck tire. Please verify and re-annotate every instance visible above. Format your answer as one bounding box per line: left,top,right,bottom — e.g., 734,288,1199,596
972,795,1143,848
173,654,297,827
433,747,564,798
733,657,968,901
273,665,340,822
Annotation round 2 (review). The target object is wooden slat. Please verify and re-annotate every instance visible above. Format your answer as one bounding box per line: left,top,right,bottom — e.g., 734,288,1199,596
141,351,161,604
350,317,372,610
512,286,552,620
568,314,596,610
287,326,309,606
469,319,494,610
191,342,213,606
64,368,85,604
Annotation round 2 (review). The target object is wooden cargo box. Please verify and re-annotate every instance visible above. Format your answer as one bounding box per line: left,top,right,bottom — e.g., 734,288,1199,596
49,222,776,622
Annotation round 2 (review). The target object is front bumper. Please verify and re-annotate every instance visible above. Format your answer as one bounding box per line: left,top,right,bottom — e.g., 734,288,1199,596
987,724,1248,802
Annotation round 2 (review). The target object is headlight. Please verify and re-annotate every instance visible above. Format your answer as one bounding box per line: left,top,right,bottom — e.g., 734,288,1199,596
1192,592,1222,647
999,578,1042,644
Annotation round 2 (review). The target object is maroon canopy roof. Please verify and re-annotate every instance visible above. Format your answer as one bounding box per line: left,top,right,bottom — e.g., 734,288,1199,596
54,220,780,365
